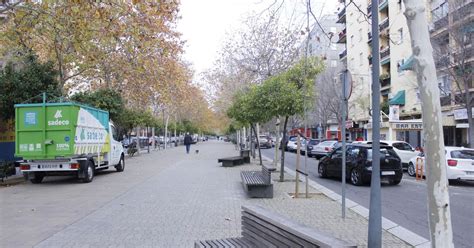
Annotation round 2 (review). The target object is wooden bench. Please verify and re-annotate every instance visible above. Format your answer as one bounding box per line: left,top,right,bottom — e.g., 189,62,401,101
218,156,245,167
240,164,275,198
194,205,357,248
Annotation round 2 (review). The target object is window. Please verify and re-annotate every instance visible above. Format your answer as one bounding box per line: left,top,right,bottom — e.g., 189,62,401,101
438,74,451,96
331,60,338,67
359,52,363,65
393,142,413,151
450,150,474,159
398,28,403,44
351,35,354,47
359,28,363,41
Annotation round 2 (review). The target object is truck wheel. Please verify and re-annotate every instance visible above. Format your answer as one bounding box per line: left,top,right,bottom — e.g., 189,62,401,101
82,160,94,183
115,154,125,172
30,173,44,184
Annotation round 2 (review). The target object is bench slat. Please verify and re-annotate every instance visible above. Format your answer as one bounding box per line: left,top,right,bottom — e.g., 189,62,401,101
242,214,316,248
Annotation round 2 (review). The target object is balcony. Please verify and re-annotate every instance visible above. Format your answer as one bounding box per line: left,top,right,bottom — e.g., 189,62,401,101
431,14,448,36
379,0,388,11
381,47,390,64
337,28,347,43
367,3,372,16
435,55,450,69
452,1,474,23
380,74,391,88
379,18,389,32
337,7,346,23
339,49,347,60
440,94,452,106
368,32,372,43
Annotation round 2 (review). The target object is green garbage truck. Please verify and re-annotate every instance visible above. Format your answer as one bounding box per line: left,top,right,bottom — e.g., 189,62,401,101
15,102,125,183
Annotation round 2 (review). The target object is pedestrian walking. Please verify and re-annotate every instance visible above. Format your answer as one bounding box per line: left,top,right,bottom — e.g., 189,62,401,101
184,132,192,154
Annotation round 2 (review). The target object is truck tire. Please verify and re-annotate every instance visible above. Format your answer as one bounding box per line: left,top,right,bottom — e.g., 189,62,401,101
115,154,125,172
30,173,44,184
82,160,94,183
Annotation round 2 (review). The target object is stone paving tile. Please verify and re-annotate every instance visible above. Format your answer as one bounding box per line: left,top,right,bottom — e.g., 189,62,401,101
35,142,411,248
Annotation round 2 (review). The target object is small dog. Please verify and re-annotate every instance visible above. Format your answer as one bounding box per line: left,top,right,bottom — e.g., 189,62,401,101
195,150,199,154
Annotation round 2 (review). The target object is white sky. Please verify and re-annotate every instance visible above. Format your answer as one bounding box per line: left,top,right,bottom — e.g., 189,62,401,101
177,0,338,79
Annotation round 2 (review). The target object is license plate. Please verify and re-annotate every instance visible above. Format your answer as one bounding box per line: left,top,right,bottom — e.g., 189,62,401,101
40,164,58,169
466,171,474,175
381,171,395,176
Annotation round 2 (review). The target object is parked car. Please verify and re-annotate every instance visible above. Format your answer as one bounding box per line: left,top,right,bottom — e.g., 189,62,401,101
373,141,417,168
280,135,297,151
318,144,403,186
408,147,474,182
286,136,305,152
311,140,341,159
306,139,323,157
257,135,272,149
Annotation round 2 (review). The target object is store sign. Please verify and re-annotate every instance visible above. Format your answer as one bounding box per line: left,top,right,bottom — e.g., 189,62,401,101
454,108,474,120
392,122,423,130
389,105,400,121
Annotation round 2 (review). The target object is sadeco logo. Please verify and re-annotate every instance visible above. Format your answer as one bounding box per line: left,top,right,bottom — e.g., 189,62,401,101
48,110,70,126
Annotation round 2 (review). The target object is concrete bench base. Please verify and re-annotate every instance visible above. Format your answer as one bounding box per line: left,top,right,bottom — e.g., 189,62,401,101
218,156,244,167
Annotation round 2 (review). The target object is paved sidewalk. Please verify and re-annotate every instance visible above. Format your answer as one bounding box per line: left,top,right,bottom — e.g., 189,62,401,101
29,141,410,247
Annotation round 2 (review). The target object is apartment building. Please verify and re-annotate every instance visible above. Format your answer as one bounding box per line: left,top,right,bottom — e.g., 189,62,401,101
304,14,346,139
429,0,473,146
338,0,439,148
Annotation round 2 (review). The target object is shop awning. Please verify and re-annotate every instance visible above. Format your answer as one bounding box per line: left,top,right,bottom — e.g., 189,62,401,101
399,55,414,71
389,90,405,105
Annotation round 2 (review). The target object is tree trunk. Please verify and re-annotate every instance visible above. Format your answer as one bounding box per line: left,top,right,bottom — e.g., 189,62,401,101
164,114,169,149
403,1,454,247
465,89,473,148
251,124,263,165
279,116,289,182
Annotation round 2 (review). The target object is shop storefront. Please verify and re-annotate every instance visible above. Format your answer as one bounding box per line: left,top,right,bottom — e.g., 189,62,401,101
365,120,423,148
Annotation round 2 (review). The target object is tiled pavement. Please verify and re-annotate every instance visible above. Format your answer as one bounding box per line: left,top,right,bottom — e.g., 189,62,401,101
32,141,410,247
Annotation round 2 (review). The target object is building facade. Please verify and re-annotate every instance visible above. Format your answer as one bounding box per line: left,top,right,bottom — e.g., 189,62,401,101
337,0,472,147
429,0,473,146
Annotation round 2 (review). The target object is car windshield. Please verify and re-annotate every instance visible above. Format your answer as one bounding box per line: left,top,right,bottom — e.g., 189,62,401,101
289,137,297,141
450,150,474,159
367,148,398,160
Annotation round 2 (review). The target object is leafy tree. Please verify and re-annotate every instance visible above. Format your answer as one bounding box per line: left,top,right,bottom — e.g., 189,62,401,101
70,89,124,122
0,52,61,120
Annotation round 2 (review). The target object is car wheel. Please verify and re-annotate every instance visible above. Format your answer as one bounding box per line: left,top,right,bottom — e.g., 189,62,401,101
407,162,416,177
318,164,328,178
82,160,94,183
30,172,44,184
350,168,363,186
389,177,402,185
115,154,125,172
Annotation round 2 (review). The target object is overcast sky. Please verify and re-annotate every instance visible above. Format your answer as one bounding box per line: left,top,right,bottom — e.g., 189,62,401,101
177,0,338,79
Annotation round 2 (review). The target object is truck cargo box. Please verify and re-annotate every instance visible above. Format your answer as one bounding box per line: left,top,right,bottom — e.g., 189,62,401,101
15,102,110,160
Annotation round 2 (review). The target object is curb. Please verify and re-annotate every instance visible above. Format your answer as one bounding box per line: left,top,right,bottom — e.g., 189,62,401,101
261,154,431,247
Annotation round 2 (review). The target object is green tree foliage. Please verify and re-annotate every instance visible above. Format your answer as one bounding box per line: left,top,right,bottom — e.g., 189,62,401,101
70,89,124,121
0,53,61,120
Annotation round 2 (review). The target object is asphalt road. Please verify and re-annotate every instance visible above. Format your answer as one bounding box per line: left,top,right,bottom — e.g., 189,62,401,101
261,148,474,248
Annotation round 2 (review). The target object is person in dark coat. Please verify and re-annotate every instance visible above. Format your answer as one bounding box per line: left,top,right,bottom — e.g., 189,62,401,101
184,132,192,154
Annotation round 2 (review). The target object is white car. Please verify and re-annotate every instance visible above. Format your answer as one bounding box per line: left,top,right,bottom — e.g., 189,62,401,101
311,140,340,159
408,147,474,182
287,137,306,152
362,140,418,168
